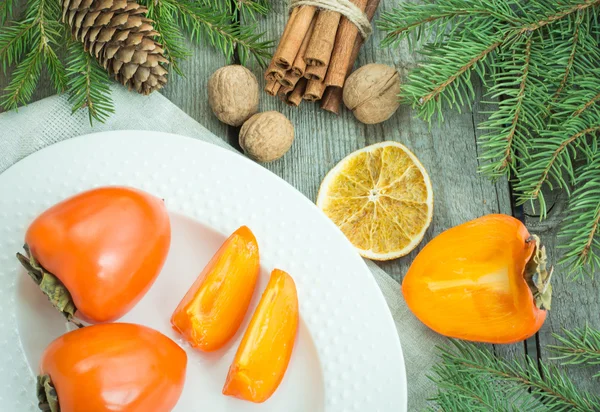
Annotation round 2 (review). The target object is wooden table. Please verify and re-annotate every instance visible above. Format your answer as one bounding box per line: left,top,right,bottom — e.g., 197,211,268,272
2,0,598,396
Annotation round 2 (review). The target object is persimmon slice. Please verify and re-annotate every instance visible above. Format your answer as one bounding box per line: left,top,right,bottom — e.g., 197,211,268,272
171,226,260,352
223,269,299,403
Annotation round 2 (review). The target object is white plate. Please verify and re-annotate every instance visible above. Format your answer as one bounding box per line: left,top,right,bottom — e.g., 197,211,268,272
0,131,407,411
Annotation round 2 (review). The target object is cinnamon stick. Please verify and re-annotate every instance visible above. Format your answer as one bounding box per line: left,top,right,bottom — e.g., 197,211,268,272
291,18,316,77
278,85,294,102
265,79,282,96
304,79,326,101
305,64,328,81
324,0,369,88
280,71,302,88
320,86,343,114
286,78,307,107
304,10,341,67
321,0,381,113
265,61,285,82
266,8,298,79
273,6,316,70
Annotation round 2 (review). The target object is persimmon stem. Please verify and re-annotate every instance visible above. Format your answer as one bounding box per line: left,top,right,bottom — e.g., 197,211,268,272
17,245,78,321
524,235,553,310
37,375,59,412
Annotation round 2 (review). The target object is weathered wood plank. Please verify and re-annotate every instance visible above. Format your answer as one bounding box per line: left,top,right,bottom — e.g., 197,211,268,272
524,193,600,394
160,40,228,138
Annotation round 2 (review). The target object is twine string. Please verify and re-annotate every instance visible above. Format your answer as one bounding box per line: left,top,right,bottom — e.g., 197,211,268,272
289,0,372,39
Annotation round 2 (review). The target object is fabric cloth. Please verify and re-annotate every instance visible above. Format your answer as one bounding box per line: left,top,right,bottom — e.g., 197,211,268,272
0,86,446,411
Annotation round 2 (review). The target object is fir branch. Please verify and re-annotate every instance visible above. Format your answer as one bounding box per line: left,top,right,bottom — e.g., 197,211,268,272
1,43,43,109
385,0,600,123
431,340,600,411
549,325,600,377
199,0,269,22
143,0,190,75
478,35,534,178
66,42,114,124
517,0,600,32
1,0,66,108
160,0,272,66
551,10,584,103
234,0,270,21
378,0,519,48
551,69,600,119
0,0,16,24
558,150,600,276
401,36,504,122
573,91,600,118
514,108,600,215
0,20,36,73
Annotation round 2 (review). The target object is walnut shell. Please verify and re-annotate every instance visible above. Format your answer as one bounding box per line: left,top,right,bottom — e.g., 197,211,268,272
343,64,401,124
239,111,294,162
208,65,259,126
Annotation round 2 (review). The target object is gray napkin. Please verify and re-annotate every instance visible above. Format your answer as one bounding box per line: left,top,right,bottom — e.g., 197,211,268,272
0,86,446,411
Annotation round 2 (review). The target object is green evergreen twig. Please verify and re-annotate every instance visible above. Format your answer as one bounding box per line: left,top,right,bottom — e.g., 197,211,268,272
557,149,600,276
431,338,600,411
0,0,16,24
166,0,273,66
66,42,114,124
549,325,600,377
1,0,66,109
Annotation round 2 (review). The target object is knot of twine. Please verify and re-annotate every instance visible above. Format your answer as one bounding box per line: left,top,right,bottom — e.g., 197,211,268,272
289,0,372,39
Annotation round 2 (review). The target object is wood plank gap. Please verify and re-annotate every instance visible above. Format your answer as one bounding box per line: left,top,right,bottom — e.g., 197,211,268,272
226,0,243,150
534,333,545,380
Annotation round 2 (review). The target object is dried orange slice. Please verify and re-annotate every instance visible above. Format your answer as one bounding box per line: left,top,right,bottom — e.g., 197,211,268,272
317,142,433,260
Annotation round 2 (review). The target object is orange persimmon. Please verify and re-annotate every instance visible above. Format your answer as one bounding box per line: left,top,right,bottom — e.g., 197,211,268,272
403,214,551,344
223,269,299,403
171,226,260,352
39,323,187,412
19,186,171,323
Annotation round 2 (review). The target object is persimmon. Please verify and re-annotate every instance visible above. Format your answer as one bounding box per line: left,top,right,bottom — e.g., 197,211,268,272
403,214,552,344
38,323,187,412
18,186,171,324
171,226,260,352
223,269,299,403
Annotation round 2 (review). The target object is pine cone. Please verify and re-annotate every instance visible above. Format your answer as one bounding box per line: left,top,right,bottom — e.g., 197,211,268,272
62,0,169,95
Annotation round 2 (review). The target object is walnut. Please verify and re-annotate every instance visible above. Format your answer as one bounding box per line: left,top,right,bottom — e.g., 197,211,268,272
343,63,401,124
239,111,295,162
208,65,259,126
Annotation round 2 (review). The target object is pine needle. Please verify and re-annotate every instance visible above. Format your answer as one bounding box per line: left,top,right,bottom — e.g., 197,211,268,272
0,0,16,24
139,0,272,67
557,147,600,277
431,339,600,411
1,0,66,108
66,42,114,124
549,325,600,377
166,0,273,66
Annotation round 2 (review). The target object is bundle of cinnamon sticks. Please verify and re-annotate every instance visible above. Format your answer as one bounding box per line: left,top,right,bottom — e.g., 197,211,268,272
264,0,381,115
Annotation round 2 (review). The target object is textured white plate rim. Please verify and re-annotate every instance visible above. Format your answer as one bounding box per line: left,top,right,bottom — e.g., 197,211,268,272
0,130,407,411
